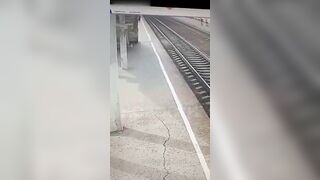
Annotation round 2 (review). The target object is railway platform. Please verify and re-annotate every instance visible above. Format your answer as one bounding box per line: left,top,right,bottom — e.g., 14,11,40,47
110,16,210,180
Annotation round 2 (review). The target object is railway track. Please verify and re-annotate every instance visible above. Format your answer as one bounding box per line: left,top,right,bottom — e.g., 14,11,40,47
145,16,210,116
155,16,210,57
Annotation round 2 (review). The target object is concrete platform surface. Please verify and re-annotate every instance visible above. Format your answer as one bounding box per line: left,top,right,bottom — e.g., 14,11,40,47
110,16,209,180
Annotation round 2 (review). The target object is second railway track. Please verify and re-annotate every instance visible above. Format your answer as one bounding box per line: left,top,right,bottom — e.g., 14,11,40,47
145,16,210,116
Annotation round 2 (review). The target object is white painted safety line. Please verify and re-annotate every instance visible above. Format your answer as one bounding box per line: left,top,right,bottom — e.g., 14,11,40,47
142,16,210,180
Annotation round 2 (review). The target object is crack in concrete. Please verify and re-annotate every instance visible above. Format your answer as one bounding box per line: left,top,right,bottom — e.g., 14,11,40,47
154,114,171,180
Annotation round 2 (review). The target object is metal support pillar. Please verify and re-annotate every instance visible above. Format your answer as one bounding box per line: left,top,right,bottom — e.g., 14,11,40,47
110,14,123,132
119,15,128,69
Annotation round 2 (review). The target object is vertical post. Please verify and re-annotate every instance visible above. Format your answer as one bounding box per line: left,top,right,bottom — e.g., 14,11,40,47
119,15,128,69
110,14,123,132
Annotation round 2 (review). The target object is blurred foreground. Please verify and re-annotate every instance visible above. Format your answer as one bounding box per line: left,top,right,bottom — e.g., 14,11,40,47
0,0,109,180
212,0,320,180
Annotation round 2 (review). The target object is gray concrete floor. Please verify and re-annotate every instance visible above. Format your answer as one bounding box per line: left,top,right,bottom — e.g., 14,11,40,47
110,17,209,180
